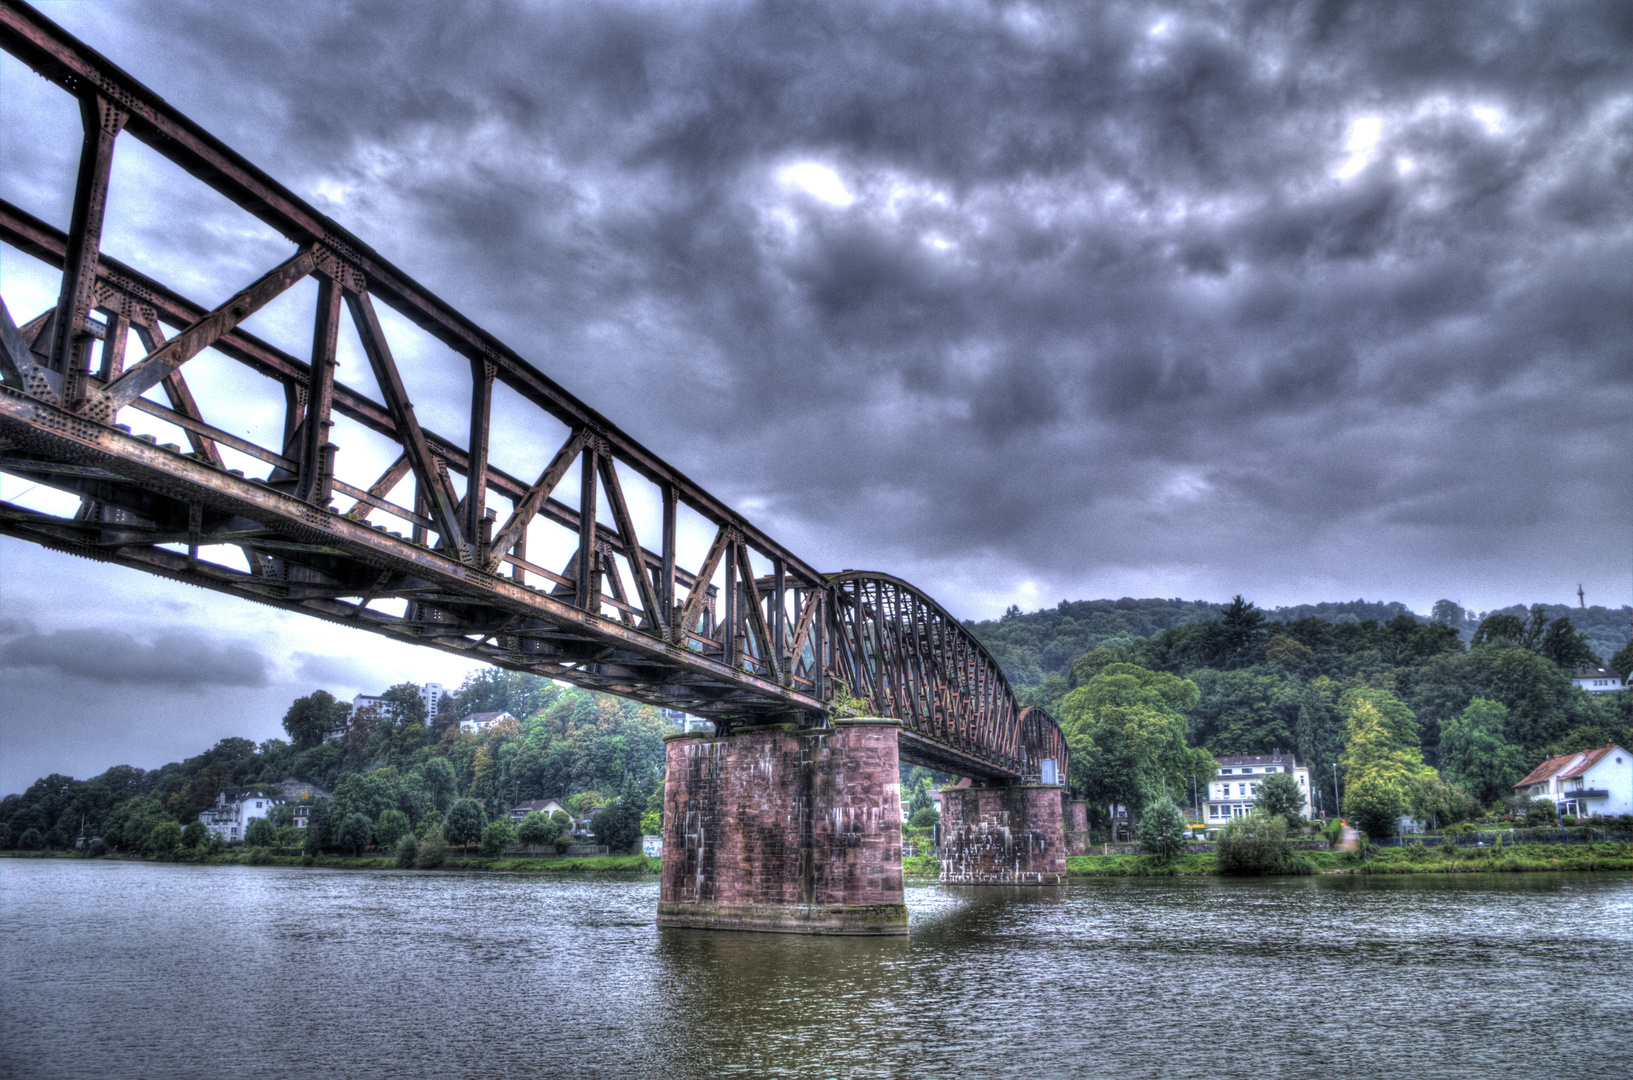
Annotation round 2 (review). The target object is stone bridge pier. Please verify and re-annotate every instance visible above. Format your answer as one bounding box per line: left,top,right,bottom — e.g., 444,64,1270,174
938,783,1068,884
658,719,910,935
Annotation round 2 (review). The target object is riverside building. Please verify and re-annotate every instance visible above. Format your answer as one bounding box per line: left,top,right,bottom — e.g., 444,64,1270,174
1204,752,1312,823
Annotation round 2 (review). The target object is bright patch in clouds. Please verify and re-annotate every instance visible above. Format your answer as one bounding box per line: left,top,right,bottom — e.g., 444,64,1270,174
1335,115,1383,179
777,161,855,206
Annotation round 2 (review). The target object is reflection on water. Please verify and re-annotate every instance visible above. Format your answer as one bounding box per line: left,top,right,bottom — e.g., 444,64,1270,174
1,861,1629,1079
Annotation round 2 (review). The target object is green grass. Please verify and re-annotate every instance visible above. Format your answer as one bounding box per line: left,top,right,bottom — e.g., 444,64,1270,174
1061,842,1631,878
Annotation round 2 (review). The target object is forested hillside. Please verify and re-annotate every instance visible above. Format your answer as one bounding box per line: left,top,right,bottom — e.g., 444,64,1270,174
0,672,670,854
971,597,1631,830
4,595,1629,853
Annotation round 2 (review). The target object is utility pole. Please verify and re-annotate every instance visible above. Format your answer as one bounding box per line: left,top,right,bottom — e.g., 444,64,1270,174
1333,762,1341,822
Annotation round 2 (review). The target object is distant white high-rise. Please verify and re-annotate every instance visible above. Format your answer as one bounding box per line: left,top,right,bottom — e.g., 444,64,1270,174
350,682,447,724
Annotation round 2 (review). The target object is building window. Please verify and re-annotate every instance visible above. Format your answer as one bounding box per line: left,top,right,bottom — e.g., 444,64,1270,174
1264,767,1277,773
1238,784,1246,797
1250,784,1259,796
1220,769,1233,775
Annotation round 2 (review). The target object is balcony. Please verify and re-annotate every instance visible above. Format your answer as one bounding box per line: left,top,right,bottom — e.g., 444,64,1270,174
1564,789,1609,800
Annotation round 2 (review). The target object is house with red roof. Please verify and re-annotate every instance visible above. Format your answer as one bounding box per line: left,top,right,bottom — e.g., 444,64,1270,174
1513,745,1632,819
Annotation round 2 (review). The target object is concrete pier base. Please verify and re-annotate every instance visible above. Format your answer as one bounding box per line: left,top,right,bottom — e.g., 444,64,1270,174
939,783,1067,884
658,719,908,935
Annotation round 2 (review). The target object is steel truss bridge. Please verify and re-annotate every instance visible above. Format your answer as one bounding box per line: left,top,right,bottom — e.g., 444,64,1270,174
0,1,1066,785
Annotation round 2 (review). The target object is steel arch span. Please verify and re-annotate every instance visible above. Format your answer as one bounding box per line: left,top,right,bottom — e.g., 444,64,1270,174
0,0,1065,785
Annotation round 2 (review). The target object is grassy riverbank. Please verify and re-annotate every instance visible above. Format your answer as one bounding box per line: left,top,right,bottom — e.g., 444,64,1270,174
1060,842,1633,877
14,841,1630,877
2,850,662,873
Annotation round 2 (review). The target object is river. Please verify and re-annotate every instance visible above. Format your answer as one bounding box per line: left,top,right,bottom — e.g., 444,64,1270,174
1,861,1629,1079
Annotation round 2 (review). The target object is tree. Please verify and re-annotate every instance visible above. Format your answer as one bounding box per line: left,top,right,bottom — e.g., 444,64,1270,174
1254,772,1306,829
908,806,940,830
1539,618,1600,671
1058,663,1200,830
1472,614,1525,648
1339,696,1428,838
281,690,349,750
1215,813,1288,875
1404,772,1474,830
1439,699,1527,806
517,811,560,852
375,809,411,851
302,798,333,854
445,798,486,849
244,817,277,847
181,820,207,848
593,800,643,854
395,833,418,868
480,818,517,857
16,828,43,851
337,812,373,856
420,758,457,812
1138,797,1188,861
379,683,430,728
147,820,183,858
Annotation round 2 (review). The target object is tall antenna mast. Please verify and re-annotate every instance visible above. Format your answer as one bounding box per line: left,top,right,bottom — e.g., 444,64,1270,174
1577,583,1585,609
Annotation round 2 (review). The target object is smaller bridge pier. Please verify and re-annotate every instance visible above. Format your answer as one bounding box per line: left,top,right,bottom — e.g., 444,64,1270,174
939,783,1067,884
658,719,909,935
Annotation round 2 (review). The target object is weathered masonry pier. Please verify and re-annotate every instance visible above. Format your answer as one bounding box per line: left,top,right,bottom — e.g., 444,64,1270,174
659,720,910,934
659,710,1071,935
0,1,1071,934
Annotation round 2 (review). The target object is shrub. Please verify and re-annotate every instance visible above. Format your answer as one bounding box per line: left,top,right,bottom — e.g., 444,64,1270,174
1216,813,1289,875
480,818,517,857
1139,797,1189,862
87,837,106,857
415,827,448,869
395,833,419,868
16,828,43,851
908,806,940,831
182,821,207,848
246,846,273,865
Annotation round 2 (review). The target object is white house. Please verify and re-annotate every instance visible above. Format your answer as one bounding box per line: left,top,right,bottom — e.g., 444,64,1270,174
507,797,568,824
459,710,515,735
1513,744,1633,819
1570,665,1626,695
198,787,286,842
1204,751,1312,824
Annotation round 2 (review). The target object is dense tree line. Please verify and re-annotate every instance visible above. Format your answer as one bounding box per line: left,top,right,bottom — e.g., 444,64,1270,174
0,673,669,856
974,596,1631,835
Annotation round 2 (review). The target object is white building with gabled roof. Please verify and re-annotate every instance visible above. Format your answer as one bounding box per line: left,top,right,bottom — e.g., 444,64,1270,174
1204,751,1312,824
1513,745,1632,818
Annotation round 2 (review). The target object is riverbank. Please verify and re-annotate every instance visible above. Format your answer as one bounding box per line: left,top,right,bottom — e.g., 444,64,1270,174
1060,841,1633,877
1,850,662,873
10,841,1629,877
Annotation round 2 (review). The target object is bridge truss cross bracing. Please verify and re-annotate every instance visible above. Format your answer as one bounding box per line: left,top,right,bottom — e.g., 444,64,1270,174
0,0,1065,786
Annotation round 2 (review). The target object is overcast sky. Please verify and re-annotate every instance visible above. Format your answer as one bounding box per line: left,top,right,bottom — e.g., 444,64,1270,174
2,0,1629,792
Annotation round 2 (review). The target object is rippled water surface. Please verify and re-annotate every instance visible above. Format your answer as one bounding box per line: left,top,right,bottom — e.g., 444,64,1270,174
2,861,1630,1079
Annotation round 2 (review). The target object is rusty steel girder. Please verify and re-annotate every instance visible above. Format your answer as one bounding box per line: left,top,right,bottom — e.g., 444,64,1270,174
0,0,1065,782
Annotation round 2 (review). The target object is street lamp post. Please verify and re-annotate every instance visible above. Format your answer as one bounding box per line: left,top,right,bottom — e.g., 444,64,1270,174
1333,762,1341,822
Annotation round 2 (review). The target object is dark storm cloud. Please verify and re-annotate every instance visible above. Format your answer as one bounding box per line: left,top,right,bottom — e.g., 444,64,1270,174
15,0,1633,607
0,627,269,689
